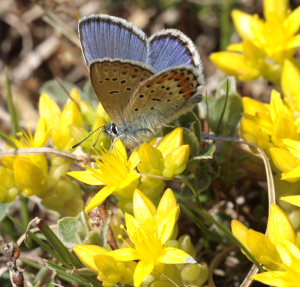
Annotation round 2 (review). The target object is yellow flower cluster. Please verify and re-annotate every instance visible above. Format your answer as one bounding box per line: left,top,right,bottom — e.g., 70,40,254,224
210,0,300,83
0,89,110,215
232,199,300,286
68,128,190,213
74,189,196,287
241,60,300,182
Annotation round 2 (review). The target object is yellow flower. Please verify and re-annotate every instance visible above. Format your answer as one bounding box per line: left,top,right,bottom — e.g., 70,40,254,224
1,117,50,197
157,128,190,178
251,240,300,287
0,166,19,202
108,189,196,287
281,195,300,207
210,0,300,82
68,140,140,212
137,128,190,198
69,128,190,212
281,59,300,112
232,204,300,286
241,87,300,182
73,244,135,286
241,90,298,148
39,89,84,151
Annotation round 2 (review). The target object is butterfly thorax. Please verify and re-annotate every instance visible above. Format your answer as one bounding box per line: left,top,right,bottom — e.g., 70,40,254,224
104,122,153,144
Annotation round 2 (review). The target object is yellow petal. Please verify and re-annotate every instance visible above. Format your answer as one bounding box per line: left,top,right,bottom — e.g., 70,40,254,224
158,246,196,264
282,139,300,159
252,270,294,286
163,145,190,177
156,189,179,242
116,171,140,198
133,190,156,227
39,93,61,128
157,207,178,244
73,244,107,273
61,100,83,128
232,10,256,42
264,0,289,22
84,186,115,213
157,128,183,156
157,188,177,221
246,229,278,268
281,195,300,208
210,51,260,81
284,6,300,37
268,204,295,244
138,143,164,173
281,60,300,111
269,147,297,173
108,248,139,262
282,166,300,182
70,88,81,102
231,220,249,248
128,150,141,170
269,90,285,122
94,253,117,273
34,118,49,147
67,169,104,185
13,157,45,195
276,240,300,266
113,139,127,161
227,42,243,52
124,212,141,242
133,261,154,287
242,97,268,116
286,34,300,49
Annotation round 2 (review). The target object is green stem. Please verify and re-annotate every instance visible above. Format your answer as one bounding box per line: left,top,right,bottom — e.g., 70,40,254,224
5,67,20,136
215,78,229,135
220,0,235,50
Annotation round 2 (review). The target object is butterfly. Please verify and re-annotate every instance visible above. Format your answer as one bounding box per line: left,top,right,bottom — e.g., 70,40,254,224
78,14,204,145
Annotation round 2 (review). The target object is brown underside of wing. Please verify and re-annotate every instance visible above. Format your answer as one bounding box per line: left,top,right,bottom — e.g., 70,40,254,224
124,67,200,126
90,60,154,124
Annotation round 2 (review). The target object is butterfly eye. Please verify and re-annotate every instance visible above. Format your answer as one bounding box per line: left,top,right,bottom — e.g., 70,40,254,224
111,123,118,135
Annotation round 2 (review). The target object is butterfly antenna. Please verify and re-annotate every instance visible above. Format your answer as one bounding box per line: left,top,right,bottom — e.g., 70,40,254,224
71,125,105,150
92,128,103,148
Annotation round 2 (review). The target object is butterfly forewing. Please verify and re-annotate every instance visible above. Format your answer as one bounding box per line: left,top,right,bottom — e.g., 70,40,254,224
90,59,155,124
79,14,147,66
124,67,202,131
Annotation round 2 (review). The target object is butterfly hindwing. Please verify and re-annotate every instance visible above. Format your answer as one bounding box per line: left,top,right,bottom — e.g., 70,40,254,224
124,66,203,131
79,14,147,66
147,29,204,82
90,59,154,124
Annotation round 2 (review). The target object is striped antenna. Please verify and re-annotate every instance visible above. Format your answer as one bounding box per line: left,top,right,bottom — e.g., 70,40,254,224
71,125,105,150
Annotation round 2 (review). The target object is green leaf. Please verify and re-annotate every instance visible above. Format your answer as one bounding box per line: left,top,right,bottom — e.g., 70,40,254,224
58,217,80,248
82,81,98,105
0,203,12,221
27,230,65,262
45,261,92,286
37,219,82,268
57,212,101,248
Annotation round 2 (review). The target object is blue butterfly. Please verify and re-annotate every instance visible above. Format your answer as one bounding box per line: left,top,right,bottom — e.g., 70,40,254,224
79,14,204,144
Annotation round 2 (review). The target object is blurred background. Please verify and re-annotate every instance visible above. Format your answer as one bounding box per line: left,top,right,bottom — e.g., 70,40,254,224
1,0,298,132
